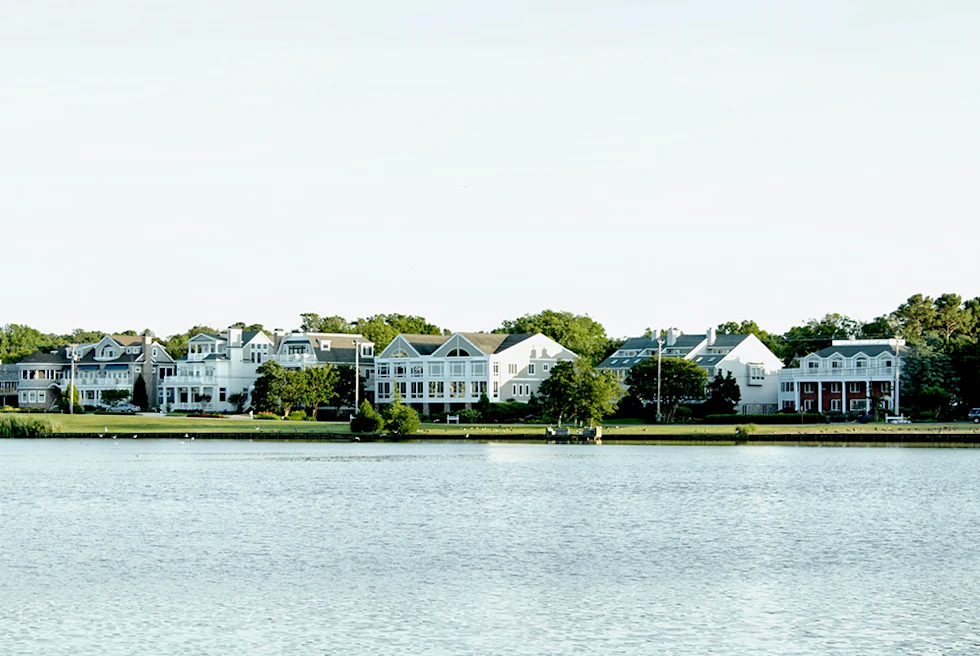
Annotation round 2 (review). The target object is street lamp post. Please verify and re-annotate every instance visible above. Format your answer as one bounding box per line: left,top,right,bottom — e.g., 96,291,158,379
656,337,664,423
353,339,361,410
69,344,78,415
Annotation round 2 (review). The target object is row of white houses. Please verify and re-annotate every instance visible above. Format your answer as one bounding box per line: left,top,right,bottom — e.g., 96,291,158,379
10,324,906,416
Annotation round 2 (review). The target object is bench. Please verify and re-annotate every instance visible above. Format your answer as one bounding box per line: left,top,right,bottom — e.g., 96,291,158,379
446,415,460,424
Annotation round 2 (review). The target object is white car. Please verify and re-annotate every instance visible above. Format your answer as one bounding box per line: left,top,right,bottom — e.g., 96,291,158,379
109,403,141,414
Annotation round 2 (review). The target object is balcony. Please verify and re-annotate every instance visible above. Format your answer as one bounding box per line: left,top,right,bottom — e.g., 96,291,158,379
163,375,219,386
276,353,319,366
784,366,896,379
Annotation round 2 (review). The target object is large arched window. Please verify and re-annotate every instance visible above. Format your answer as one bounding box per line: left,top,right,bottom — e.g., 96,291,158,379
447,348,471,357
391,349,410,358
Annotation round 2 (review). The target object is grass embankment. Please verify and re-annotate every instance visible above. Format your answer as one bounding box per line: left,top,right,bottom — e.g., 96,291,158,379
35,414,980,438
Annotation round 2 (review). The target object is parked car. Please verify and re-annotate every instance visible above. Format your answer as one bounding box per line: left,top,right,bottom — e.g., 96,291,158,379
109,403,141,414
969,408,980,424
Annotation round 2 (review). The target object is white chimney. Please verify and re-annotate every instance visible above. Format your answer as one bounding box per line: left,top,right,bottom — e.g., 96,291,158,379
666,328,678,347
706,327,716,347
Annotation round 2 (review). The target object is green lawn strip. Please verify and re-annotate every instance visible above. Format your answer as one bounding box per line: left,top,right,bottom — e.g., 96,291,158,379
40,414,980,437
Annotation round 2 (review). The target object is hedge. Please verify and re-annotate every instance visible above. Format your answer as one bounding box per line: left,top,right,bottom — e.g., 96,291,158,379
702,413,829,425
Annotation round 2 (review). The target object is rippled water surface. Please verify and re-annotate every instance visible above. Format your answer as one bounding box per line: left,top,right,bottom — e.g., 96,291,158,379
2,440,980,655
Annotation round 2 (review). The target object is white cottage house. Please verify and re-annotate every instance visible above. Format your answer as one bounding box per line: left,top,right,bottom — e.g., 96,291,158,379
374,332,578,413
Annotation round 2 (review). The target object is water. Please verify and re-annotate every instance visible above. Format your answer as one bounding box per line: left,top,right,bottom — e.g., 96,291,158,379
2,440,979,655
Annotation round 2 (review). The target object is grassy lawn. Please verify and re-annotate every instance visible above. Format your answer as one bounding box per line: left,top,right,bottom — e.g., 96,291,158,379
29,413,980,436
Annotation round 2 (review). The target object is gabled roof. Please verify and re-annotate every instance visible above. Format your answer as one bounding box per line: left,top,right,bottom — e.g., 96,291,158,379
396,335,451,356
457,332,534,355
18,351,69,365
811,344,903,359
242,330,268,344
111,334,144,347
0,363,20,382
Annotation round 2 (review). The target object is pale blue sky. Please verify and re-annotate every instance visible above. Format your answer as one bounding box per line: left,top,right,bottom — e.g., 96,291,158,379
2,1,977,339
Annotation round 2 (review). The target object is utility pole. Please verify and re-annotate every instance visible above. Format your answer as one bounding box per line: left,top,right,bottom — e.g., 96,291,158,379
69,344,78,415
656,337,664,423
353,339,361,410
894,340,901,417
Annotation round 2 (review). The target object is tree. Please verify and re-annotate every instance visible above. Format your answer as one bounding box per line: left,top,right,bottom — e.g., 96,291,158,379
537,359,622,426
0,324,62,364
717,320,784,357
230,321,265,332
57,384,82,413
477,392,492,421
626,357,707,422
334,365,365,409
933,293,968,347
100,389,131,408
355,314,444,352
252,361,290,414
299,314,355,334
297,365,339,419
383,393,421,435
495,310,612,366
778,314,862,364
901,342,959,415
705,372,741,415
351,400,385,433
132,377,149,410
891,294,937,345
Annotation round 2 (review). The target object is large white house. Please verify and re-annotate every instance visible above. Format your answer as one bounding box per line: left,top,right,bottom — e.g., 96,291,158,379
161,328,273,413
598,328,784,414
777,338,905,414
374,332,578,413
17,334,175,410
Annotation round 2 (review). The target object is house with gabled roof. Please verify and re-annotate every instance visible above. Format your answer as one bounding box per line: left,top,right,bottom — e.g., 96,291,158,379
374,332,578,413
160,327,273,413
271,330,376,401
598,327,783,414
777,338,905,414
16,334,174,410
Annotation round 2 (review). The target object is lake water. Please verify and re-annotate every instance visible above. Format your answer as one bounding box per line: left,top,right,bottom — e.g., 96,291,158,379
2,440,979,655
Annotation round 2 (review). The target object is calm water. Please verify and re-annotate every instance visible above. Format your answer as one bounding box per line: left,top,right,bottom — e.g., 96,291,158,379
2,440,979,655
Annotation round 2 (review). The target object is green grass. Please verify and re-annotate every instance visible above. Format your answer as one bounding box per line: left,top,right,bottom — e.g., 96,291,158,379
36,413,980,437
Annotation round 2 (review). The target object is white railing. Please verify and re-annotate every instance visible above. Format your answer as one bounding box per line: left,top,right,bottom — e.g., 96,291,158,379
163,375,219,386
783,366,896,379
276,353,319,364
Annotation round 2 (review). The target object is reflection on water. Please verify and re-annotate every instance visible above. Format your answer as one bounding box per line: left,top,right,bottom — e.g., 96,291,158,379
2,440,979,655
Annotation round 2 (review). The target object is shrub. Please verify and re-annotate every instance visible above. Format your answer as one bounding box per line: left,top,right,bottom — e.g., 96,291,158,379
0,416,53,438
254,412,281,421
287,411,307,421
734,423,758,438
351,400,385,433
384,396,420,435
456,408,482,423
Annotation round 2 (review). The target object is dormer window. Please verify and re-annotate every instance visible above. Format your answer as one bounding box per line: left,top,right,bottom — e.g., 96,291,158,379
320,340,331,351
831,359,843,369
361,344,373,357
855,358,867,368
808,360,819,369
101,347,116,359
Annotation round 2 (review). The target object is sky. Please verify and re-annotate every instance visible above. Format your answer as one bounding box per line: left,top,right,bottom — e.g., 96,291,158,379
2,1,978,339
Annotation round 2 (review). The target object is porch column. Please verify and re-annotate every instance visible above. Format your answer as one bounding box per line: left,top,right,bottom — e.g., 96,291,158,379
817,381,823,413
795,381,801,411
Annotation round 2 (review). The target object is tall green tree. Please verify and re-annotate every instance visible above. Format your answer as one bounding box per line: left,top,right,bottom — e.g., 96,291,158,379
252,361,290,414
132,377,149,410
297,365,339,418
933,293,969,347
704,372,741,415
537,359,622,426
494,310,612,365
891,294,937,345
334,365,365,409
355,314,444,352
626,357,707,422
0,324,61,363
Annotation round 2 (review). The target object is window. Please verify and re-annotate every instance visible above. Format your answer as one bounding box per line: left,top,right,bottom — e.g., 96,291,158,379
411,364,424,378
831,399,841,411
450,362,465,377
410,381,424,398
391,349,409,358
782,400,796,410
803,399,814,411
320,340,331,351
471,381,487,396
855,358,867,368
831,360,843,369
880,382,892,394
28,391,36,402
808,361,819,369
430,363,444,377
748,364,764,385
378,364,390,377
884,360,892,368
449,381,467,398
850,399,868,411
513,384,530,397
471,362,486,376
394,364,407,377
492,362,499,375
848,382,862,393
219,388,227,402
377,382,391,399
528,363,536,375
508,364,518,375
802,383,815,394
447,348,471,357
428,381,444,397
781,382,795,392
493,381,499,397
361,345,373,357
830,383,841,393
37,391,45,402
543,364,549,372
397,382,407,396
287,344,307,355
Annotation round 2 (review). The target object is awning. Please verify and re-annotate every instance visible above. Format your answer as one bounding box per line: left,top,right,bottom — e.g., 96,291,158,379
104,364,129,371
77,365,99,371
